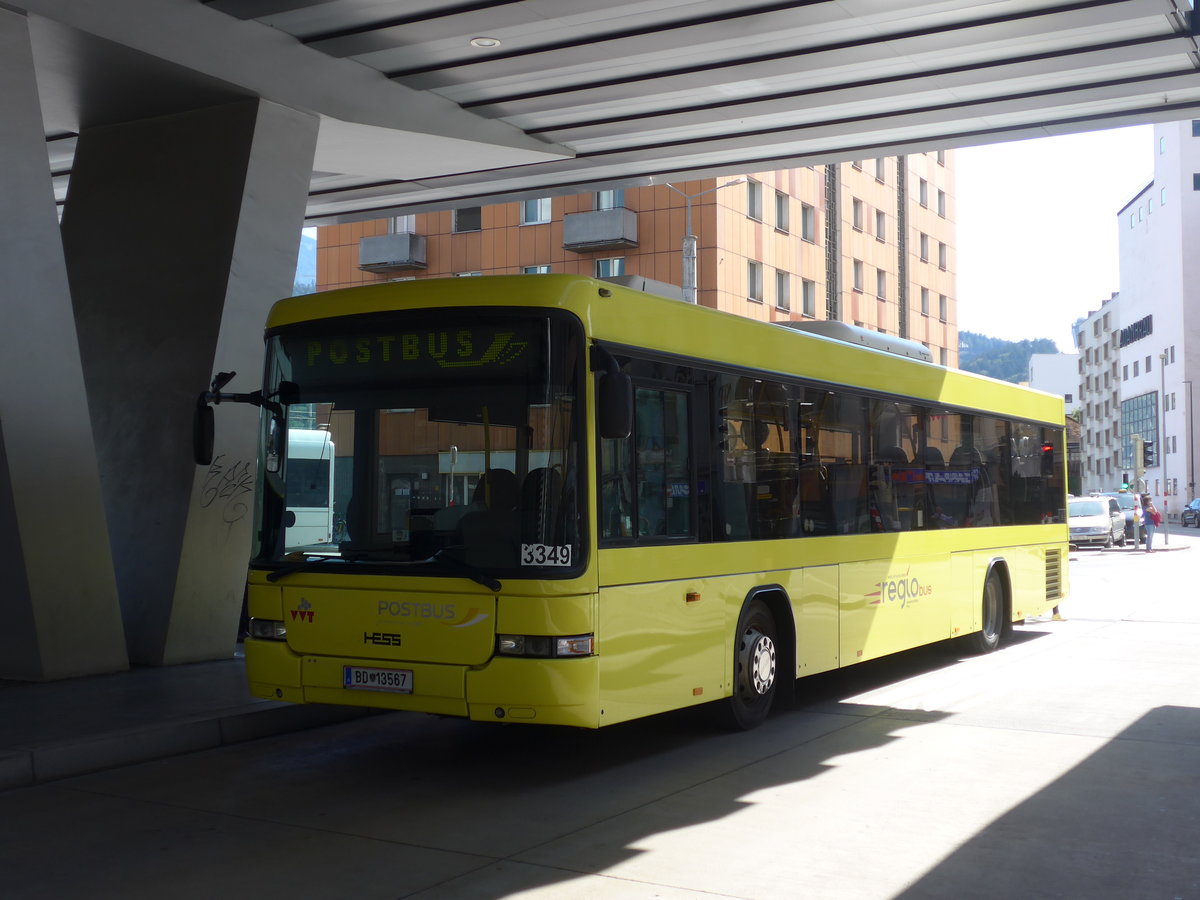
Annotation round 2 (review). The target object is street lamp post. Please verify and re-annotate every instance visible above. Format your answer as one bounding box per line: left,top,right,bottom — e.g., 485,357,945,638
665,178,746,304
1161,352,1169,546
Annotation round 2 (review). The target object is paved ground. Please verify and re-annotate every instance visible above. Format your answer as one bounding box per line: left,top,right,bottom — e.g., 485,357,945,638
2,529,1198,899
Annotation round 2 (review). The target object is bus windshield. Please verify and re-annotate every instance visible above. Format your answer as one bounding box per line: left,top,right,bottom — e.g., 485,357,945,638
255,308,585,579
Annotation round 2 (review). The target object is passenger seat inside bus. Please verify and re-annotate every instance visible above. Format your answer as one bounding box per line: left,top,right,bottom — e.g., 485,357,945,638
456,469,520,566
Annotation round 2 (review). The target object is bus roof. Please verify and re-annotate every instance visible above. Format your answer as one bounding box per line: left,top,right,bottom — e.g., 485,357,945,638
267,275,1064,427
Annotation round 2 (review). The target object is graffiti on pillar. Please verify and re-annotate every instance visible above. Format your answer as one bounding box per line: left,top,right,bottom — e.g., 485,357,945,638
200,454,254,526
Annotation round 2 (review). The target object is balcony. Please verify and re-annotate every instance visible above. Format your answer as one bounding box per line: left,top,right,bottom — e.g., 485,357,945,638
562,208,638,251
359,232,427,272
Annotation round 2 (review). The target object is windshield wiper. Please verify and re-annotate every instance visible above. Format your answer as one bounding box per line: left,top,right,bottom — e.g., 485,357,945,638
428,551,502,592
265,553,363,582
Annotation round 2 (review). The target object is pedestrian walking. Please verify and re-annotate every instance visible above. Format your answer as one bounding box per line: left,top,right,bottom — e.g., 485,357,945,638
1141,494,1161,552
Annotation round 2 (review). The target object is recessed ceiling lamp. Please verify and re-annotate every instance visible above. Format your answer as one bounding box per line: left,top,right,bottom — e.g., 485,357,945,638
470,36,501,48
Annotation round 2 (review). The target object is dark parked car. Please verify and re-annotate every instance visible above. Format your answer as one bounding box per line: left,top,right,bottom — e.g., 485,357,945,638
1099,491,1138,539
1182,498,1200,528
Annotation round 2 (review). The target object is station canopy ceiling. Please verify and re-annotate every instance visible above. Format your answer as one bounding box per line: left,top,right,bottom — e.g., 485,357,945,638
24,0,1200,224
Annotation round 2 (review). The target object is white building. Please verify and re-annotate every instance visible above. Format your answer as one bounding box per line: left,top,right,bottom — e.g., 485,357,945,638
1028,352,1081,410
1116,119,1200,520
1072,294,1121,494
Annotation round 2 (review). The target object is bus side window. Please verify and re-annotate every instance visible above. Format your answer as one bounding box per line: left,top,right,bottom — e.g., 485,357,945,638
599,385,694,542
634,387,693,538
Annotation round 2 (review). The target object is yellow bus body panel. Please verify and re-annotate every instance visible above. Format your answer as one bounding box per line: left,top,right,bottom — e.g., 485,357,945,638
244,572,601,726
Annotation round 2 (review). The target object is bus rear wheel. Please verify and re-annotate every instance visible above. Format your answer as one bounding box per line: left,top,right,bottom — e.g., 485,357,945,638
971,571,1005,654
719,599,778,730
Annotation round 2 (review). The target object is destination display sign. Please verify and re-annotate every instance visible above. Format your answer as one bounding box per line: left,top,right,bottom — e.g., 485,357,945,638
278,319,546,388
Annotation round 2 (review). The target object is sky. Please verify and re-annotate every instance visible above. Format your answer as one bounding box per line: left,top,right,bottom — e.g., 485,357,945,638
954,124,1155,352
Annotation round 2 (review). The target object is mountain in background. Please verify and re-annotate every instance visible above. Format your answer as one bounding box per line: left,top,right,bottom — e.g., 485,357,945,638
958,331,1059,383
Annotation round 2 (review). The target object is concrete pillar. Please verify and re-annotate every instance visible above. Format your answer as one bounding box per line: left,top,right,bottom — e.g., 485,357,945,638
62,99,318,665
0,9,127,680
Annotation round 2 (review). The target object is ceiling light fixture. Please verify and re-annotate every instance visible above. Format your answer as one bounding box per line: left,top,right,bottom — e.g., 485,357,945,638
469,37,501,48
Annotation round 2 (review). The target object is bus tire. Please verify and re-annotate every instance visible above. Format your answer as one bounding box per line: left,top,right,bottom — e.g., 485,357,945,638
719,599,778,730
971,570,1005,654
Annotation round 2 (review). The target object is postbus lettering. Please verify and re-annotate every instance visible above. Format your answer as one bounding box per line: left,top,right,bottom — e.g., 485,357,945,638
377,600,457,620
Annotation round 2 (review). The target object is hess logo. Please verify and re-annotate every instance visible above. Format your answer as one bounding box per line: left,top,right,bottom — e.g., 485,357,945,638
364,631,402,647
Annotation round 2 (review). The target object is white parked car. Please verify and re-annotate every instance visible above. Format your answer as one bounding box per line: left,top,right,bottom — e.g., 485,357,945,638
1068,496,1126,549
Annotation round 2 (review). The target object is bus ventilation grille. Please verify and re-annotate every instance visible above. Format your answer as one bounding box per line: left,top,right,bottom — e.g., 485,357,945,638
1045,549,1063,600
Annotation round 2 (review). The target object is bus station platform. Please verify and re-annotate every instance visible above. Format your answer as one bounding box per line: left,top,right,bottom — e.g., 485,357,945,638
0,652,369,792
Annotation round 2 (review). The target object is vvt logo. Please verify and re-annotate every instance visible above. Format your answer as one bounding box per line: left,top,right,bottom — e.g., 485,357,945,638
290,597,315,623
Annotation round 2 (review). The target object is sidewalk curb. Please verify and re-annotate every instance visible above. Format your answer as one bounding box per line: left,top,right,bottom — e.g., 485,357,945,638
0,703,370,791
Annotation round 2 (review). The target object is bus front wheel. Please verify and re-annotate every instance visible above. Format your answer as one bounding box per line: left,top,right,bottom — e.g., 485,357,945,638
720,599,778,730
971,571,1005,654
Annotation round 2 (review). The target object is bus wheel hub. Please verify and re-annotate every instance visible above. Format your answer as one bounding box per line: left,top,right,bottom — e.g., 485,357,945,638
746,630,776,694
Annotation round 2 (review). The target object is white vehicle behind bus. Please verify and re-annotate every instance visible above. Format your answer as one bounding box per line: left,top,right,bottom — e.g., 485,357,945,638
285,428,334,549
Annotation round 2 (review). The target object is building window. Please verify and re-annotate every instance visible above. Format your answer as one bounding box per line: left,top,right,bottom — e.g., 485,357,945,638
921,287,929,315
919,179,929,207
454,271,482,277
748,261,764,301
852,259,864,292
521,198,551,225
874,158,886,181
875,210,886,240
938,294,947,322
775,191,789,232
1193,173,1200,191
937,190,946,217
594,189,624,210
852,198,864,231
939,347,948,365
747,180,763,221
1133,361,1139,376
938,242,948,270
919,233,929,261
801,279,816,316
523,264,552,274
775,270,790,310
936,150,946,165
1192,120,1200,137
1160,136,1167,154
390,214,415,233
851,160,863,171
1123,365,1128,381
1161,187,1167,205
454,207,482,232
595,257,625,278
876,268,886,299
800,204,816,242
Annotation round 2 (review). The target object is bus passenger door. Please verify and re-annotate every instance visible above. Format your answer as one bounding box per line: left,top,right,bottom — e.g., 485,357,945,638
597,383,724,723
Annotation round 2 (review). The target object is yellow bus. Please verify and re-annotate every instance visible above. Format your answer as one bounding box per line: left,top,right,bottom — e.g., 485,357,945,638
196,274,1068,729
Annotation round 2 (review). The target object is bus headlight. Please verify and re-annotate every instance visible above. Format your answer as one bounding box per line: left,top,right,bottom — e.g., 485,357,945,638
497,634,594,658
248,618,288,640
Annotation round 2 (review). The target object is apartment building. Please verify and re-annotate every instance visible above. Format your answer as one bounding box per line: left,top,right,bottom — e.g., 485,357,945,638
1073,293,1121,494
316,154,958,366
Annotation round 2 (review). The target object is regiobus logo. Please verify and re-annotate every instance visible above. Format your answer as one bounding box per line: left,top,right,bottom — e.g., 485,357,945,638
866,569,933,607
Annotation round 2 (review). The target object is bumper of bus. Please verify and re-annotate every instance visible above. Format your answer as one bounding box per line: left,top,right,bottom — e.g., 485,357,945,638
244,639,601,728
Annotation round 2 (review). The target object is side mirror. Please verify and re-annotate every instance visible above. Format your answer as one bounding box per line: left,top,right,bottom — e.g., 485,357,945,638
598,370,633,440
593,345,633,440
193,396,215,465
